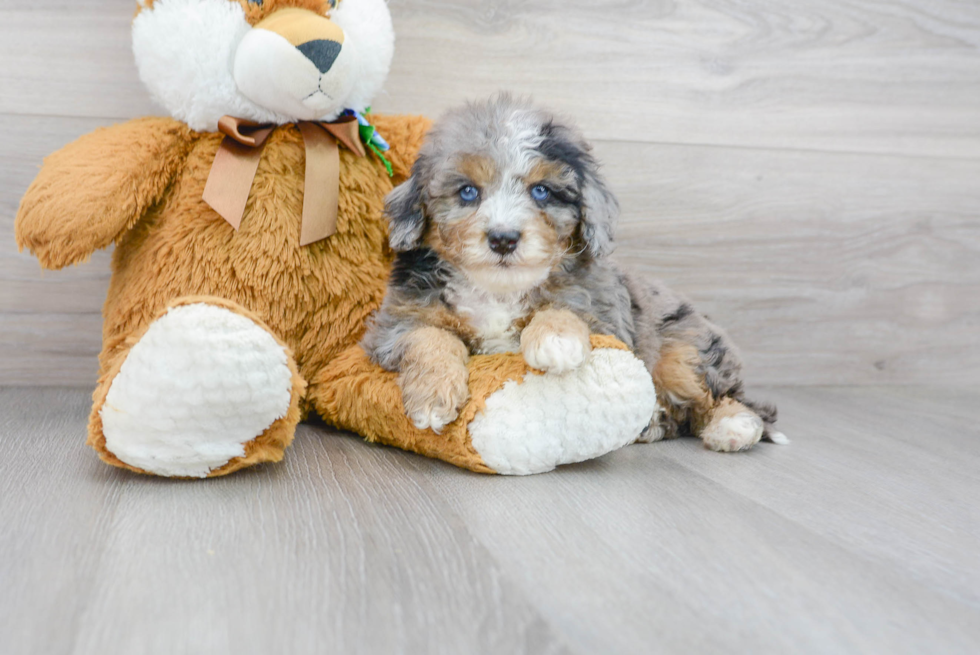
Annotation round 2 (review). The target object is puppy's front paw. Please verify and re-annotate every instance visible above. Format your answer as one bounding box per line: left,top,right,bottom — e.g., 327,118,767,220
701,411,763,452
523,333,590,374
521,309,592,375
399,362,469,434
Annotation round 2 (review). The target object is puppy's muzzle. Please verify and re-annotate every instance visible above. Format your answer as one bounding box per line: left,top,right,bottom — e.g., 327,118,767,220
488,230,521,256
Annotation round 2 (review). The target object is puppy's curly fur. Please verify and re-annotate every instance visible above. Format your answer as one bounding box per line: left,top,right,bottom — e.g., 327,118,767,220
363,95,783,450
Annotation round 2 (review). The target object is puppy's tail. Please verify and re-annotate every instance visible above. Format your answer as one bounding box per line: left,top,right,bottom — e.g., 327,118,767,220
742,397,790,445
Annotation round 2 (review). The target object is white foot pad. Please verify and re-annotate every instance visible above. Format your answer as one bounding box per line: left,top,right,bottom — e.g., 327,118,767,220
469,348,657,475
702,412,764,452
101,303,293,478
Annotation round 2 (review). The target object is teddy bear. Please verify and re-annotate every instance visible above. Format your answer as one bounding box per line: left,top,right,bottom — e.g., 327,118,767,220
14,0,657,478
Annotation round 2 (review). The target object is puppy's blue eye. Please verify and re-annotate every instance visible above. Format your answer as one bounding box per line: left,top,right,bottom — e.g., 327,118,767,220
531,185,551,202
459,185,480,203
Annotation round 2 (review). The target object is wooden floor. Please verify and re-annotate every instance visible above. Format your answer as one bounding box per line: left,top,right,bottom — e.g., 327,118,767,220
2,1,979,653
1,385,977,654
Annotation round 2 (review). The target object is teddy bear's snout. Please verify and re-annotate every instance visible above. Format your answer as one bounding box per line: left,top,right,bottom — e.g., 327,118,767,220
233,7,355,120
253,7,346,71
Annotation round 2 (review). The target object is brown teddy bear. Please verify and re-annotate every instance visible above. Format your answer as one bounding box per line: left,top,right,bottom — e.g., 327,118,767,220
15,0,657,478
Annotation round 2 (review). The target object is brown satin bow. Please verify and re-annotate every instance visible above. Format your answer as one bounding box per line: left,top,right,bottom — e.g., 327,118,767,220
202,115,366,246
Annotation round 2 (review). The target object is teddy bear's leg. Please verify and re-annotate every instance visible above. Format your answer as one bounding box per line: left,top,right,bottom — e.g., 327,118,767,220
89,298,305,478
308,335,657,475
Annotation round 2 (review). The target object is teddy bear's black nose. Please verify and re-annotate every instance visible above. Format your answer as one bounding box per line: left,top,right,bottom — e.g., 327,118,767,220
487,230,521,256
297,39,342,74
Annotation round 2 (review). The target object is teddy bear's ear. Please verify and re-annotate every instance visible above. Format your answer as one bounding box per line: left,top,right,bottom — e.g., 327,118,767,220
385,175,426,252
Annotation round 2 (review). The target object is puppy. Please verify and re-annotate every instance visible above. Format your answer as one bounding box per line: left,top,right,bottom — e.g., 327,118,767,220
362,95,785,452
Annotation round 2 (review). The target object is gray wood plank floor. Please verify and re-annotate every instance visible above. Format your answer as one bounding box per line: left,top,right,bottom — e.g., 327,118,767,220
2,386,978,654
3,3,978,653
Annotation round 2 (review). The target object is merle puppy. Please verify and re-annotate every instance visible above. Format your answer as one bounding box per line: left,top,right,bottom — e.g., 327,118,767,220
362,95,785,451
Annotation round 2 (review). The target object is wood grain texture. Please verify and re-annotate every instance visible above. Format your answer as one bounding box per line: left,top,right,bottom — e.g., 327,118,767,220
0,5,157,120
0,388,572,655
3,1,980,157
605,141,980,385
2,0,980,386
0,313,103,385
380,0,980,159
1,115,115,386
417,385,980,655
3,115,977,386
1,385,978,654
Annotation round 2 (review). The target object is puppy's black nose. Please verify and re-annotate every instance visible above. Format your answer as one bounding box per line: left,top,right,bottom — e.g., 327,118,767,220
487,230,521,256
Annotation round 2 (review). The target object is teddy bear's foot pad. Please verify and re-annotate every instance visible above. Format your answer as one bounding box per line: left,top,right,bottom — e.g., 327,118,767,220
100,303,294,478
468,347,658,475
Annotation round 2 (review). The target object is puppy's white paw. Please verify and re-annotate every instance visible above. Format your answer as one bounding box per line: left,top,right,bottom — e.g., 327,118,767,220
523,333,590,375
521,309,592,375
408,406,458,434
702,411,763,452
399,363,469,434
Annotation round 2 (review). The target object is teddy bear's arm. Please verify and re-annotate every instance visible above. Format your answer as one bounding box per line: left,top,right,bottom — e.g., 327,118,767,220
15,117,194,270
367,114,433,184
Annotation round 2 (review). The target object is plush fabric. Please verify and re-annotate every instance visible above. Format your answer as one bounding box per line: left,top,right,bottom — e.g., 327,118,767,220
133,0,394,131
94,297,305,478
15,118,194,270
312,335,657,475
14,0,657,478
17,113,432,477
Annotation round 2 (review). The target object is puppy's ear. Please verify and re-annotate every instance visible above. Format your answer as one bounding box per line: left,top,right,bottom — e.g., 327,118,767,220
385,174,426,252
580,166,619,258
539,119,619,258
